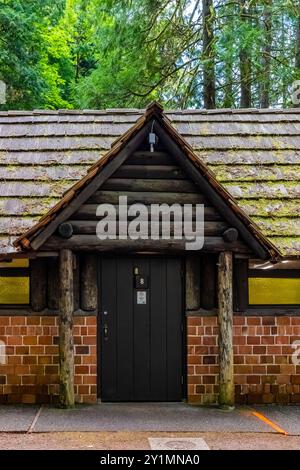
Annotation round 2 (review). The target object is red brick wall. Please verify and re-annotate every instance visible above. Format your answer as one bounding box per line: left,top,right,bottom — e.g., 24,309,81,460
74,316,97,404
187,316,300,405
2,313,299,405
0,316,97,404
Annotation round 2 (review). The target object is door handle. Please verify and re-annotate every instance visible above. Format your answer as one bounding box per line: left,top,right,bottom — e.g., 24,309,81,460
103,323,108,340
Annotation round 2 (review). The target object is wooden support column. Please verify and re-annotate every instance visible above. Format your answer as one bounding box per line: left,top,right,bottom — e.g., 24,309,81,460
47,258,59,310
186,254,200,311
30,259,47,312
201,254,217,310
73,254,80,312
81,254,98,311
59,248,75,408
218,251,234,408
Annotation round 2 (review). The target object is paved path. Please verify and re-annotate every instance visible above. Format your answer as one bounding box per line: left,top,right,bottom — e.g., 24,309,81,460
34,403,269,432
253,405,300,435
1,431,300,450
0,403,299,435
0,405,39,432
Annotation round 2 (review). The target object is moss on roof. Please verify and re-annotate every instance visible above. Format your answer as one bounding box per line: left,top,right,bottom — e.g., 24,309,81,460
0,107,299,256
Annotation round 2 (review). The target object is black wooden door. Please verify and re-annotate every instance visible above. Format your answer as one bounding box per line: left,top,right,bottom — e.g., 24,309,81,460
99,257,183,401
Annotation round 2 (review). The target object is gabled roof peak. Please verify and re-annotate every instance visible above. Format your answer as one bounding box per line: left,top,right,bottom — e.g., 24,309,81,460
145,101,164,116
12,102,281,259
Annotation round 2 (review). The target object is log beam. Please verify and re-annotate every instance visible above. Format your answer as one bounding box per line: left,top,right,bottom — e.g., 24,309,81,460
43,235,251,254
59,248,75,408
218,251,234,408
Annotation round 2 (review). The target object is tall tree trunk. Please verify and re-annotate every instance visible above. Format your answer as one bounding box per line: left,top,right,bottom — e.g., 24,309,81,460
202,0,216,108
223,62,234,108
239,0,252,108
260,0,272,108
281,11,287,107
296,12,300,71
293,6,300,108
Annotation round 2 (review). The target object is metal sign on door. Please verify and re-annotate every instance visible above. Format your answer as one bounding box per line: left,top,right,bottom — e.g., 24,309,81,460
137,290,147,304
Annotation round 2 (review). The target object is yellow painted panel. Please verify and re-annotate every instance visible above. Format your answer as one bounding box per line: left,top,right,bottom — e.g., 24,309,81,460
249,277,300,305
0,259,29,268
0,277,30,304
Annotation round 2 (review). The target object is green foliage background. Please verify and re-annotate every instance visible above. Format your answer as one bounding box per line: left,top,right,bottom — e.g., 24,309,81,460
0,0,299,109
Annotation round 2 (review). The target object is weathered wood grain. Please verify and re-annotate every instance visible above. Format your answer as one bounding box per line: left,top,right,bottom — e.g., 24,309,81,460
58,222,73,239
59,248,75,408
127,151,174,165
0,122,131,137
240,199,300,217
80,254,98,311
0,150,104,165
0,165,89,181
113,165,186,179
47,258,59,310
186,255,201,310
0,182,73,197
214,164,300,182
73,254,80,312
87,190,206,205
222,228,239,242
200,150,300,165
2,109,300,125
233,259,248,312
201,254,217,310
101,178,198,193
30,259,47,312
25,232,300,254
2,121,300,138
268,237,300,255
42,235,251,253
0,198,58,216
188,135,300,150
224,182,300,199
0,217,39,235
73,204,222,221
0,136,115,151
177,121,300,136
31,122,152,250
218,251,234,407
69,220,228,236
251,218,300,236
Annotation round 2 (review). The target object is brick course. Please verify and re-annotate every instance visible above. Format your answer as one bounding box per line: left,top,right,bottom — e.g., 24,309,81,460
187,316,300,405
0,316,97,404
1,313,299,405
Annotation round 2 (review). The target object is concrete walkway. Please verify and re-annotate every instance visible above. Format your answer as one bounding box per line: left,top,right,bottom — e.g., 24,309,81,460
0,403,299,435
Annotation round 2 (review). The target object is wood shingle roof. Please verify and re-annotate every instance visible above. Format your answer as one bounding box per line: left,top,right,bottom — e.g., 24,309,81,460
0,106,300,256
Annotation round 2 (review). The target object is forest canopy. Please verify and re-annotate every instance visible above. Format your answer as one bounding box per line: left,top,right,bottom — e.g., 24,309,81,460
0,0,299,110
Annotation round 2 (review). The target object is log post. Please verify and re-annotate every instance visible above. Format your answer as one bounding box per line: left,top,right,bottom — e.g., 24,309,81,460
218,251,234,408
201,254,217,310
30,259,47,312
73,254,80,312
59,248,75,407
185,254,200,311
81,254,98,311
47,258,59,310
